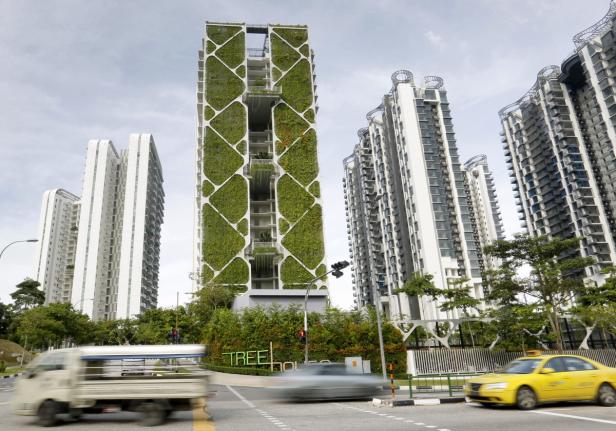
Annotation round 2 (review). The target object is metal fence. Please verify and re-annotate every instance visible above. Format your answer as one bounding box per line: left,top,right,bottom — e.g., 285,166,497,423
409,348,616,375
407,373,486,397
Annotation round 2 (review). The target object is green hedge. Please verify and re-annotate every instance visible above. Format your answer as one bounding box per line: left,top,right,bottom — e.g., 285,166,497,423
204,363,273,376
278,129,318,186
273,103,308,152
203,127,244,185
282,204,324,269
209,175,247,223
273,27,308,48
210,102,246,145
202,204,245,271
214,258,249,284
278,59,313,112
206,57,244,110
271,33,300,72
216,32,245,68
207,25,242,45
277,175,313,222
280,256,314,286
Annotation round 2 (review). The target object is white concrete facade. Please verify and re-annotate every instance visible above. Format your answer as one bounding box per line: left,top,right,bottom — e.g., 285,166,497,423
33,188,79,304
463,155,505,273
344,71,485,321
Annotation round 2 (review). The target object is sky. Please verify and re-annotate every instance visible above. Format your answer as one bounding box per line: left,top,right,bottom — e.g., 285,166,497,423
0,0,610,310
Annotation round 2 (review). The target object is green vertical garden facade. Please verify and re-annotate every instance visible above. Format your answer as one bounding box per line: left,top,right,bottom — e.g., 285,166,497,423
197,23,326,293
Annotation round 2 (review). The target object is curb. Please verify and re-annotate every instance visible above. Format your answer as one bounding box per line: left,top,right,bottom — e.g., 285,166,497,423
1,372,23,379
372,396,466,407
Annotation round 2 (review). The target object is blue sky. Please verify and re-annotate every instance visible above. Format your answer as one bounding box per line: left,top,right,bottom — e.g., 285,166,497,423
0,0,610,309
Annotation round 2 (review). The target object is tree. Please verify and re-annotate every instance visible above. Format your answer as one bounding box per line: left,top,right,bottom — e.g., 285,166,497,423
14,304,93,349
0,302,14,338
188,282,237,330
10,279,45,312
395,272,481,347
571,266,616,348
483,234,595,351
92,319,136,345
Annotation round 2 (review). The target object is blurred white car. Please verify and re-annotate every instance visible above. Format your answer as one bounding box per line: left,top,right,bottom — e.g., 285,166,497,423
274,363,386,401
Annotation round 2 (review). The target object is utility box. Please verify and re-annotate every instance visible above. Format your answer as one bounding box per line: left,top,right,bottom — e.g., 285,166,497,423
345,356,371,374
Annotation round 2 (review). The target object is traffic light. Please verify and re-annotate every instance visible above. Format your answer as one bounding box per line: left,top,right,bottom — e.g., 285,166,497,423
298,329,306,344
331,260,350,278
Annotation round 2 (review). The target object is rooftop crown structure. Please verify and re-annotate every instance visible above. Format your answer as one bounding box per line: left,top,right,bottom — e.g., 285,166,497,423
193,23,327,303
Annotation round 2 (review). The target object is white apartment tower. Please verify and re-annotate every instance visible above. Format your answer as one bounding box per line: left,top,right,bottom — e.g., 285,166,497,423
33,189,79,304
34,134,164,320
463,155,505,273
500,2,616,284
344,71,488,321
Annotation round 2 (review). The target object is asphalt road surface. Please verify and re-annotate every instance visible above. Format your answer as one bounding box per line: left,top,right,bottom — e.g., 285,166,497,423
1,378,616,430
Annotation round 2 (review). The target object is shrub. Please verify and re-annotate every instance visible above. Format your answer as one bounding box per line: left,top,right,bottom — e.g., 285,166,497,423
281,204,324,269
273,103,308,151
203,127,244,185
278,59,313,112
205,57,244,110
280,256,314,287
206,41,217,54
204,106,216,120
214,258,249,284
0,360,6,373
304,108,315,123
299,44,310,57
271,33,300,72
209,175,248,223
210,102,246,145
207,25,242,45
278,129,318,186
216,32,245,68
202,204,245,270
237,65,246,78
202,265,214,283
279,218,289,234
308,181,320,198
277,175,313,222
202,180,215,197
237,218,248,235
273,27,308,48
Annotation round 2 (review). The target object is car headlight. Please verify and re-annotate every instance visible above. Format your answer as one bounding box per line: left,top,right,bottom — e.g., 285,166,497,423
484,382,508,390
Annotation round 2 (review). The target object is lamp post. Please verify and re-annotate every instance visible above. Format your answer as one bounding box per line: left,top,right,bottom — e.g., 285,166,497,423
365,194,387,380
303,260,349,365
0,239,38,262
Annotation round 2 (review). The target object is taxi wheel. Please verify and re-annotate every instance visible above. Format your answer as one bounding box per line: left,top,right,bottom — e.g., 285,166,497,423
37,400,59,427
516,386,537,410
598,383,616,407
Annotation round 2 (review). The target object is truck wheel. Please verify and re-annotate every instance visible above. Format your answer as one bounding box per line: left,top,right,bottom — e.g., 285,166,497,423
516,386,537,410
598,383,616,407
37,400,58,427
140,402,166,426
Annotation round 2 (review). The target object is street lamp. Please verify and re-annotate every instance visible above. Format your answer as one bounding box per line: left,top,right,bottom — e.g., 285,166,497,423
0,239,38,261
303,260,349,365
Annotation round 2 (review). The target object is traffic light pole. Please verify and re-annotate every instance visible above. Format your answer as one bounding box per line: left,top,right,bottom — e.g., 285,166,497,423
303,261,349,365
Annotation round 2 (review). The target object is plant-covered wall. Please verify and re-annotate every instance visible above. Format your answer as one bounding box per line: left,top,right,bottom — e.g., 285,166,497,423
271,25,326,289
202,24,249,289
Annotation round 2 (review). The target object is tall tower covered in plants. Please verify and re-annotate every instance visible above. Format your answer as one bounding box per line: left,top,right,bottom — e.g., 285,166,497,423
193,23,327,300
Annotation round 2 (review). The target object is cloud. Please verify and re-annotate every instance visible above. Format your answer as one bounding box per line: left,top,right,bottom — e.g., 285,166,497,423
424,30,445,49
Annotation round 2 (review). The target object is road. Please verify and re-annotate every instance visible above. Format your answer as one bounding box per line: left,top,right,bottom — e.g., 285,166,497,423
1,378,615,430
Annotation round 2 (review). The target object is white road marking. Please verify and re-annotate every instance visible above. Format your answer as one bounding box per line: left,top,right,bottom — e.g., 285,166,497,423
531,410,616,425
226,385,296,431
335,403,448,430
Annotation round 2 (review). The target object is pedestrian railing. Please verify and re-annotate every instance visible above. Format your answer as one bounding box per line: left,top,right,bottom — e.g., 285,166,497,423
407,372,488,398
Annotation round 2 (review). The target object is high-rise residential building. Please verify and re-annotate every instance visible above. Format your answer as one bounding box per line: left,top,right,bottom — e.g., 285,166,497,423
463,155,505,273
34,134,164,320
193,23,327,309
33,189,79,304
343,70,486,321
500,2,616,284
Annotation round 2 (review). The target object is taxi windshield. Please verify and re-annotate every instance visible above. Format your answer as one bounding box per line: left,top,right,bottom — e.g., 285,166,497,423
502,359,542,374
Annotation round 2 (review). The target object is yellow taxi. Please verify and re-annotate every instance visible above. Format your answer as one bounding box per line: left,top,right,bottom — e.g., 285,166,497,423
464,351,616,410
